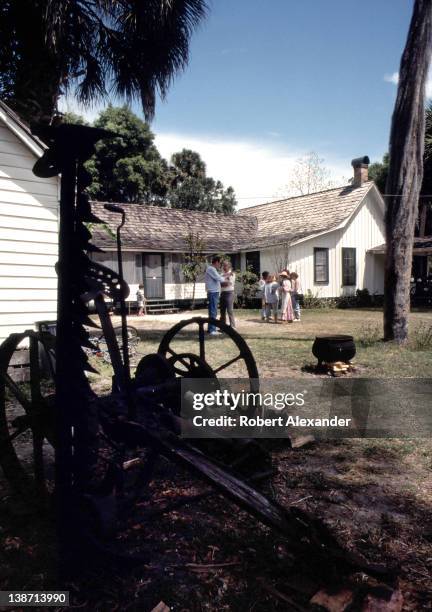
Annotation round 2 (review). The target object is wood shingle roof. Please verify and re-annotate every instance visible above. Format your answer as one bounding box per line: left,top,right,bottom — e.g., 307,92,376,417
238,181,375,248
91,201,257,252
91,182,376,253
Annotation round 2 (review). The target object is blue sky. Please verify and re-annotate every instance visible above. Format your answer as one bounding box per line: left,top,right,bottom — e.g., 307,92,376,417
152,0,411,156
62,0,416,206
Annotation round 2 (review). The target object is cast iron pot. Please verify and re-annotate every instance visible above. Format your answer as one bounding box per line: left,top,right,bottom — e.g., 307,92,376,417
312,334,356,365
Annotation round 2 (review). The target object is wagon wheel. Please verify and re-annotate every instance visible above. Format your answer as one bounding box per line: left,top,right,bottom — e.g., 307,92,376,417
0,331,56,499
166,353,217,379
158,315,259,413
158,317,258,384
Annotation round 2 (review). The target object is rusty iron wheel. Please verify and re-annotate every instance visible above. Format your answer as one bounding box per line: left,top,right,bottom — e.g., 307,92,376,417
166,352,217,378
157,316,259,392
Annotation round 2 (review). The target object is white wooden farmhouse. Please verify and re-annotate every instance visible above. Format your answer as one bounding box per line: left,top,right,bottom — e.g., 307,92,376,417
0,101,59,342
0,105,388,334
238,158,386,298
92,158,387,304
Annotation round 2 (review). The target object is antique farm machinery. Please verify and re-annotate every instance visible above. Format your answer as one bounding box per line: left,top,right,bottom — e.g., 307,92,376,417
0,123,390,579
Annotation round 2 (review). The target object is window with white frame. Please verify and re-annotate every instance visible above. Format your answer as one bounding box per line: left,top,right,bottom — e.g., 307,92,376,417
342,248,356,286
314,248,329,284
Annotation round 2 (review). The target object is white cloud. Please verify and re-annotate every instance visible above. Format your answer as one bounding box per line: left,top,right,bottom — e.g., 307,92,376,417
155,132,348,209
384,70,432,98
57,96,106,122
384,72,399,86
57,96,349,209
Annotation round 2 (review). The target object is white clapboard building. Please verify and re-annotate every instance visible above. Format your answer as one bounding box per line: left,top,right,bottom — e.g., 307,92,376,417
92,158,386,303
0,99,386,333
238,158,386,298
0,101,59,342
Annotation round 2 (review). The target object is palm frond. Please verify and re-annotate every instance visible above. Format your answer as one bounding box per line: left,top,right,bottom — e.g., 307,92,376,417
54,0,208,118
0,0,207,121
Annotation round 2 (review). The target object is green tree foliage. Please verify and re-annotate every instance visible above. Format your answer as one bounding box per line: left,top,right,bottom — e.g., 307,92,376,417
87,106,169,204
0,0,207,124
61,109,237,210
237,266,259,307
369,104,432,238
169,149,237,213
171,149,206,180
181,232,207,307
368,153,389,193
370,104,432,195
62,112,89,126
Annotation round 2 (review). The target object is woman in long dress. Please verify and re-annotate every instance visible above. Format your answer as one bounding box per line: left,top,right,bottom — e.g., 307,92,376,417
279,271,294,322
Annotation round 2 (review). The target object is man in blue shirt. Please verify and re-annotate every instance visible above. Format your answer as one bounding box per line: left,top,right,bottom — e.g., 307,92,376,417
205,256,226,334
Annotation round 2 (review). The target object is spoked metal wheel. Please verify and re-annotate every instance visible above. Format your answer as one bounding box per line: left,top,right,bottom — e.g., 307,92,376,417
0,331,56,499
158,320,271,480
158,317,259,391
167,353,217,379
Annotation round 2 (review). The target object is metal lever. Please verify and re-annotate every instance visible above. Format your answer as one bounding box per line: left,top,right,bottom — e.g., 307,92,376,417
103,204,133,415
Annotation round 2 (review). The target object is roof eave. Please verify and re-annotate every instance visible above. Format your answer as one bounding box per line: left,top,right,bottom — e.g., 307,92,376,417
0,101,45,158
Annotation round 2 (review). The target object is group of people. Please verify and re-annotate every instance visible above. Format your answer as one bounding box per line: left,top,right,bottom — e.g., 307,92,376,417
137,255,300,331
205,256,302,332
258,270,301,323
205,255,236,335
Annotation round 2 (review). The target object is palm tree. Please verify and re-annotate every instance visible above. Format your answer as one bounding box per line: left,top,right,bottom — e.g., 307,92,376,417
0,0,207,124
384,0,432,343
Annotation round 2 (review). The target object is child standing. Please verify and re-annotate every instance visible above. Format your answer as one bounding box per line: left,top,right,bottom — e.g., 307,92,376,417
136,284,146,316
220,260,236,328
257,271,269,320
280,271,294,323
290,272,302,321
264,274,279,323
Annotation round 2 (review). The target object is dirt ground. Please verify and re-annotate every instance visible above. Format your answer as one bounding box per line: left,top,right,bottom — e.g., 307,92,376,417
1,308,432,610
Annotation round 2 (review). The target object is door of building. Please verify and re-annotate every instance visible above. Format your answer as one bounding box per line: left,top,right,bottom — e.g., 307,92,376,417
143,253,164,299
245,251,260,276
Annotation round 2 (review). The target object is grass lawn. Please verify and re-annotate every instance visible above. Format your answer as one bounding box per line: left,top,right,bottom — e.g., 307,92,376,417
1,307,432,609
103,306,432,380
82,307,432,609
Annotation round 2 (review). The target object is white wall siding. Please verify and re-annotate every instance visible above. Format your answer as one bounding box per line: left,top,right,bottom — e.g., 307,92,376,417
259,231,341,298
0,119,58,342
250,190,385,298
126,282,206,303
338,190,385,295
165,282,207,300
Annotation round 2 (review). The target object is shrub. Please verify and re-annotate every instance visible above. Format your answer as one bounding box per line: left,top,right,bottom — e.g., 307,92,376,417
236,266,259,308
357,322,382,346
355,288,373,307
302,290,321,309
302,290,337,309
411,323,432,350
302,289,382,309
337,295,357,309
337,289,372,309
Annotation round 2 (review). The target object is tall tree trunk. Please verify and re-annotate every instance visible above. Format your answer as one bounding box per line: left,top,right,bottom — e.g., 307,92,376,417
384,0,432,343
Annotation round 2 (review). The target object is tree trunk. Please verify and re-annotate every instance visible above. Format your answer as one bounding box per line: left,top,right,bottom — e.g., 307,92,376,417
384,0,432,343
191,279,196,309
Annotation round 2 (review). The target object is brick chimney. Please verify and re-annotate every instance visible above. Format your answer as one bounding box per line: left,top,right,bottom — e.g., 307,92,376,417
351,156,370,187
